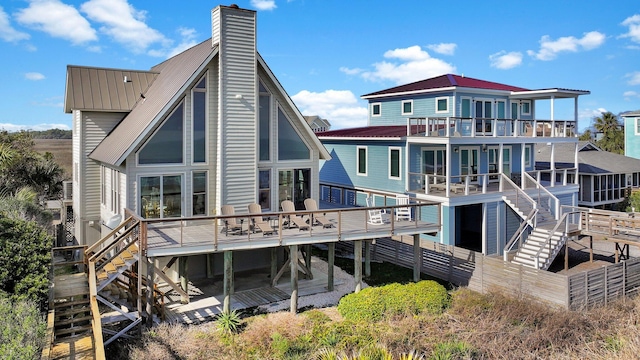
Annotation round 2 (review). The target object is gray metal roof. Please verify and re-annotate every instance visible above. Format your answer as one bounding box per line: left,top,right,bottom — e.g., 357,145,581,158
64,66,158,113
535,142,640,174
621,110,640,117
89,39,217,165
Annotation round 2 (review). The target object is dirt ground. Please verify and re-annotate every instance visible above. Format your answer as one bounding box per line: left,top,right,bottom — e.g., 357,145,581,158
549,234,640,275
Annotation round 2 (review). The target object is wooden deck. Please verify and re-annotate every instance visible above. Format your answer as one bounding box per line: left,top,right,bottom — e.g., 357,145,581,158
144,205,440,257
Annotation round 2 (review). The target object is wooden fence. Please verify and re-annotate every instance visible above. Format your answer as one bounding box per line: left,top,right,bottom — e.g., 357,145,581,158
338,237,640,309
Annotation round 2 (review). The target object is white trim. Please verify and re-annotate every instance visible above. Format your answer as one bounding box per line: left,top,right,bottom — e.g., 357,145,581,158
521,100,532,115
357,146,368,176
191,72,208,165
371,102,381,117
388,147,402,180
524,145,533,168
435,96,449,114
401,100,413,115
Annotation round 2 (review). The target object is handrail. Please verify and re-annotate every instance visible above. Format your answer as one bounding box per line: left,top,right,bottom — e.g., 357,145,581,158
406,116,576,138
523,172,560,220
503,208,538,261
40,310,55,360
532,211,578,269
88,261,106,359
86,216,135,255
89,224,138,263
500,173,537,210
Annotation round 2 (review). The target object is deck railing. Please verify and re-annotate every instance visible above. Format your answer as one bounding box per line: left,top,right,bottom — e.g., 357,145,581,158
408,171,494,197
528,168,578,187
407,117,576,138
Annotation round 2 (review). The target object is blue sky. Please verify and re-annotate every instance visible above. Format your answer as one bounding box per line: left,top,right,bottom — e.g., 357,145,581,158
0,0,639,132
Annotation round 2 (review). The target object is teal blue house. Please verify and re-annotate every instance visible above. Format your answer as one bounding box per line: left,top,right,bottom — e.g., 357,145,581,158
318,74,590,269
623,110,640,160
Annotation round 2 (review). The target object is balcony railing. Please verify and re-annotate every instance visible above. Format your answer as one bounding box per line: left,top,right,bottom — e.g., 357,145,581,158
406,117,576,138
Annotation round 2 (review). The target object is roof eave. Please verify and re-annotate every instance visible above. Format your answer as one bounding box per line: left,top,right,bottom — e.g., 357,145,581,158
318,136,404,141
510,89,590,99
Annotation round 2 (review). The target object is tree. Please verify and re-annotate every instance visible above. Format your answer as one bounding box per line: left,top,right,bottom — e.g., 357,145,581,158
593,112,624,154
578,129,593,142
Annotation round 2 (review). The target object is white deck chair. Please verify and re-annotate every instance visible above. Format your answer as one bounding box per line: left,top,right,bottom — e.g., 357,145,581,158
395,194,412,221
366,196,385,225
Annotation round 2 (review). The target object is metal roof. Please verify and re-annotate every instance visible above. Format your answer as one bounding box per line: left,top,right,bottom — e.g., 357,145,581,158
64,66,158,113
621,110,640,117
89,39,217,165
535,142,640,174
317,125,408,139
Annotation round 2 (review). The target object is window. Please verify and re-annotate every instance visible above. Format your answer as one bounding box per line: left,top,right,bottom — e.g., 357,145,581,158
192,172,207,216
436,97,449,113
259,170,271,210
475,99,493,133
524,145,533,168
278,107,310,160
279,169,310,210
139,102,184,164
401,100,413,115
511,102,518,119
371,103,381,116
357,146,367,176
140,175,182,218
521,101,531,115
389,147,401,179
461,98,471,118
259,82,271,161
111,169,120,212
192,75,207,163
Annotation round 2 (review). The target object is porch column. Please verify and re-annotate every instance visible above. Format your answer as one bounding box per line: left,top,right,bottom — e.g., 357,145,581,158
270,248,278,283
179,257,189,304
550,95,555,137
206,254,215,279
364,240,371,277
413,234,421,282
521,143,526,187
223,251,233,314
354,240,363,292
327,243,335,291
145,256,155,328
290,245,299,314
445,143,452,194
574,142,579,184
550,144,556,187
498,143,504,175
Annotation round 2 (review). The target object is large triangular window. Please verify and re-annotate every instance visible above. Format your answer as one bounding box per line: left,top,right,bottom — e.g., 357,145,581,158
278,107,309,160
139,102,184,164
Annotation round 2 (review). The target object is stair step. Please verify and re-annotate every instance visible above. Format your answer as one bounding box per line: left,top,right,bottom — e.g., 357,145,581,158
53,298,90,309
103,262,117,273
111,256,126,267
54,325,93,337
54,315,92,327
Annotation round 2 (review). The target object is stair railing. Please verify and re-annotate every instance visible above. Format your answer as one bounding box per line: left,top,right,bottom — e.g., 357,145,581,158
523,172,560,220
88,261,106,359
500,173,537,214
503,207,538,261
532,210,579,269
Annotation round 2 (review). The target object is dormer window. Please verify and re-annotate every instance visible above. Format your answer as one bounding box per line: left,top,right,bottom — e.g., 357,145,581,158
401,100,413,115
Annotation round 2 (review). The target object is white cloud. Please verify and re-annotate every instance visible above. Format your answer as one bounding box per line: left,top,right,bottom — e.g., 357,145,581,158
621,14,640,43
427,43,457,56
0,6,29,42
16,0,97,45
489,51,523,69
164,27,199,58
359,45,456,85
625,71,640,85
527,31,605,61
251,0,277,11
0,123,70,132
291,89,368,129
25,72,45,80
81,0,168,54
624,90,640,100
339,67,363,75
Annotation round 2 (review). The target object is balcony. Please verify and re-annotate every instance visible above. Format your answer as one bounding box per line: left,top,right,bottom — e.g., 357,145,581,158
406,117,576,139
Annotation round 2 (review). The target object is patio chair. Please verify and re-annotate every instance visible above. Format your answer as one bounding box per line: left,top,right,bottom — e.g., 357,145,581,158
220,205,244,235
366,196,386,225
395,194,412,221
248,203,277,236
280,200,310,230
303,198,334,228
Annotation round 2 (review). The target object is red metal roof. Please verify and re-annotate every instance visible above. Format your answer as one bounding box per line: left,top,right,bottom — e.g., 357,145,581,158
317,125,428,138
362,74,530,98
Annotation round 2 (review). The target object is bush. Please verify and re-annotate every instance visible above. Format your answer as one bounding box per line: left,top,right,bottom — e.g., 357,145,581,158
0,217,52,310
0,294,46,359
338,281,449,322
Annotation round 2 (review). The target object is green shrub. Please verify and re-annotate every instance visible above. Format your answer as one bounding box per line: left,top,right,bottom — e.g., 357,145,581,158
338,281,450,322
215,310,242,334
0,295,46,360
429,341,473,360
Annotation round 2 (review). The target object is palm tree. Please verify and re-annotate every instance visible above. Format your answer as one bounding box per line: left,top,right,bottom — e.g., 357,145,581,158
594,111,624,154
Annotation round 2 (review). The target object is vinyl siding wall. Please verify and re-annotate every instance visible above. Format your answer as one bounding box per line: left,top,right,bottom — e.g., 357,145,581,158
625,116,640,160
485,202,499,255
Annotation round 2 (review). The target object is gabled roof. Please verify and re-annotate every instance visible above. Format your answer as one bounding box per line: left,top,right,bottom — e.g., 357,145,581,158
64,66,158,113
535,142,640,174
362,74,530,99
361,73,590,100
89,39,217,165
621,110,640,117
317,125,407,139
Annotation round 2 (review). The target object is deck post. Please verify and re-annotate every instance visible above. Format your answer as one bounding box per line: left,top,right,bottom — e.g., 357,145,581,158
413,234,421,282
270,248,277,283
206,254,214,279
354,240,362,292
179,257,189,303
564,240,569,271
364,240,371,277
327,243,335,291
223,251,233,314
304,245,312,279
290,245,298,314
589,236,593,263
145,256,155,328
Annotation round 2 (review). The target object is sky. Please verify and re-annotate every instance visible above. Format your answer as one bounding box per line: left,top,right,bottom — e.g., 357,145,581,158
0,0,639,132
